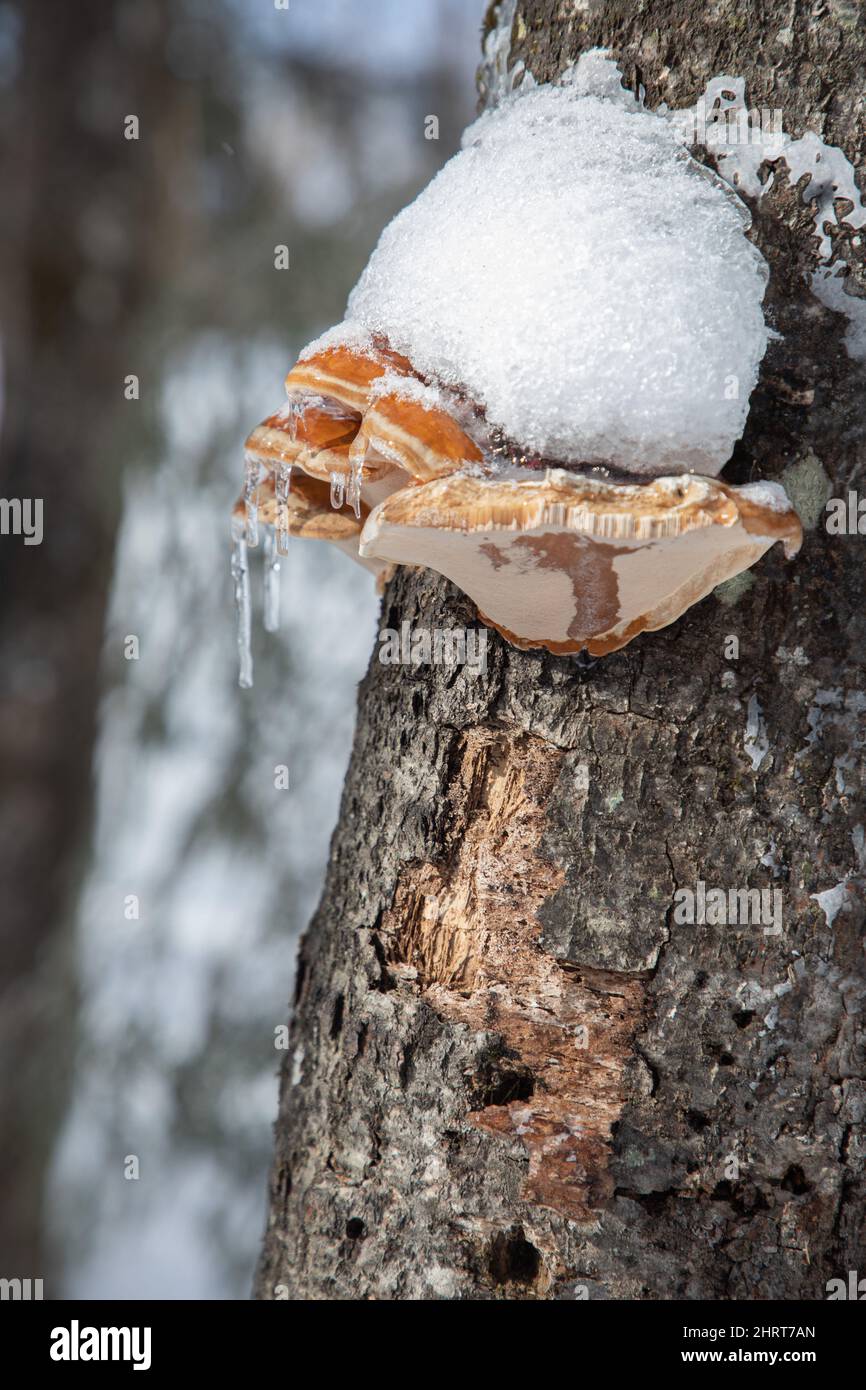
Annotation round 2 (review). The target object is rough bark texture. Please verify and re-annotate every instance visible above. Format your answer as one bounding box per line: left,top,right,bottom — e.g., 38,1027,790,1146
256,0,866,1299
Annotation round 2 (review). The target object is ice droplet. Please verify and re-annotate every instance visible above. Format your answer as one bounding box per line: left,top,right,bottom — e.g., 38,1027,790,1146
263,527,281,634
243,453,261,547
275,463,292,556
346,470,362,520
231,516,253,689
347,434,365,519
329,470,345,509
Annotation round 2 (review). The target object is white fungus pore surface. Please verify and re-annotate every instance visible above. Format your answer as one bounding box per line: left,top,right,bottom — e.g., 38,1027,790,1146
346,52,770,477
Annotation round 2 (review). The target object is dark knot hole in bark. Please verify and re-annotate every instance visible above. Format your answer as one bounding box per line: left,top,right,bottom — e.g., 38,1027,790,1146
488,1227,542,1287
780,1165,812,1196
468,1049,535,1110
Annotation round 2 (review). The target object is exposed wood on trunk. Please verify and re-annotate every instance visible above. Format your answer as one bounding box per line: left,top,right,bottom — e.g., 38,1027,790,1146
382,730,646,1224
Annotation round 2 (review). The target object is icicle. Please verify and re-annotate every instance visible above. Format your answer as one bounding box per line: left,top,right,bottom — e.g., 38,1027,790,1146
231,516,253,688
346,470,362,520
347,433,366,521
243,453,261,547
275,463,292,556
263,527,281,634
329,470,345,510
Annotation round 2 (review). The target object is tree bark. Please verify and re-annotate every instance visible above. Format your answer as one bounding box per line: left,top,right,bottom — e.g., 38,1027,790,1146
256,0,866,1300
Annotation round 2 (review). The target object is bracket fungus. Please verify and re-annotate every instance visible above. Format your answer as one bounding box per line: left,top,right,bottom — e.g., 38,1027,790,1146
234,51,803,681
359,471,801,656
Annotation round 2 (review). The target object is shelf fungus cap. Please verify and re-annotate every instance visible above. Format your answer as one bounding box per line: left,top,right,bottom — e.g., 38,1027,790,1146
244,398,359,478
285,332,414,414
359,470,803,655
360,374,484,483
246,337,485,513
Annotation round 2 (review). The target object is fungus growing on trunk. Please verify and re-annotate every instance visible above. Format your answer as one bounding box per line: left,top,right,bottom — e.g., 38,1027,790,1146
232,471,375,568
234,51,803,681
359,471,802,655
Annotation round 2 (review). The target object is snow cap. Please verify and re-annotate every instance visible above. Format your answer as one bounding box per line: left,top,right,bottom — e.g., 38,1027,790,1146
347,51,769,477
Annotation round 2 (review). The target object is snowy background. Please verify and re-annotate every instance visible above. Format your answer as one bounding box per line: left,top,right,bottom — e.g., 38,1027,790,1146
42,0,480,1299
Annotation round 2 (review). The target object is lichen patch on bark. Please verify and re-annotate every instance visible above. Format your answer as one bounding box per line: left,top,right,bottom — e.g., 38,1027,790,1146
382,730,646,1223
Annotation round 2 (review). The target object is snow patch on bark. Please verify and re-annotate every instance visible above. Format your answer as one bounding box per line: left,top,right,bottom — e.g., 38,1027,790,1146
744,694,770,771
811,880,851,928
668,76,866,362
477,0,520,108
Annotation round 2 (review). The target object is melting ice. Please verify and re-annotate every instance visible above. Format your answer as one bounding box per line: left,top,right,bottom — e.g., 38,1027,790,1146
275,463,292,556
243,454,261,548
230,516,253,689
329,471,346,509
262,529,281,634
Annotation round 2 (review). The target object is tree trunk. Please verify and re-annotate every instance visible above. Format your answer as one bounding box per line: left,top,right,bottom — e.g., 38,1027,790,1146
256,0,866,1300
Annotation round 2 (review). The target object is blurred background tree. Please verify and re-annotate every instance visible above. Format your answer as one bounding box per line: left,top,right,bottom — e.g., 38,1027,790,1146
0,0,478,1298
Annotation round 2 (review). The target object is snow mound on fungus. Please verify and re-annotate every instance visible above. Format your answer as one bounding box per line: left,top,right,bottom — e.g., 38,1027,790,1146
345,51,769,477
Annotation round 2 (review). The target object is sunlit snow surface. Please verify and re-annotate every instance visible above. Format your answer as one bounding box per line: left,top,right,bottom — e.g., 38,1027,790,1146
348,52,769,477
48,336,378,1297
